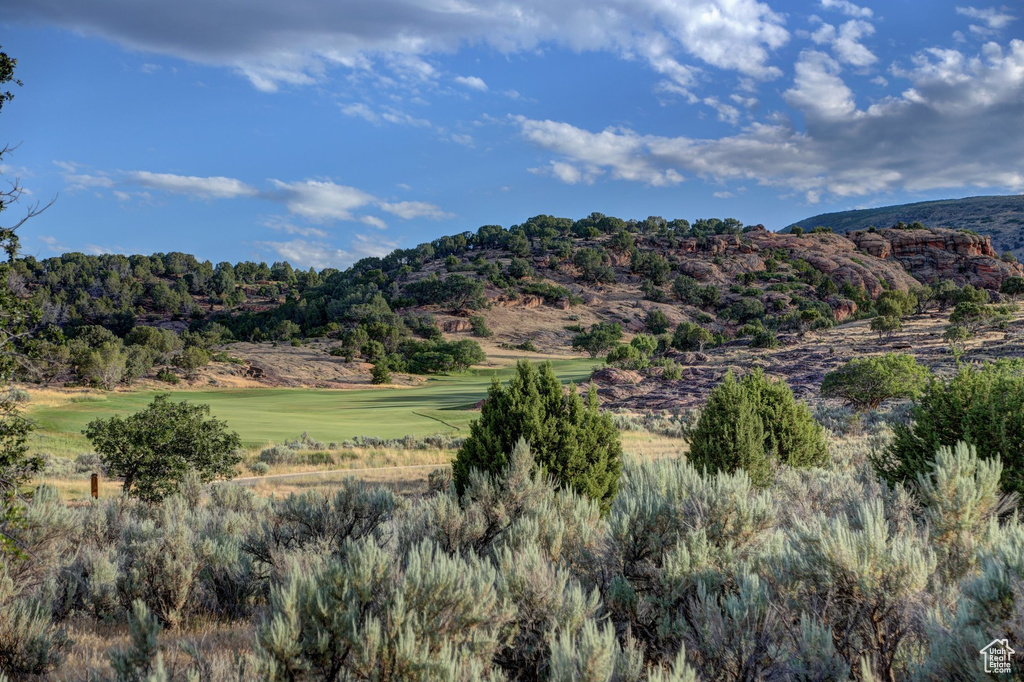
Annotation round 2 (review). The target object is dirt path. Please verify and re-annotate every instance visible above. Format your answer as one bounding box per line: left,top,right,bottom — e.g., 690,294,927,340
228,462,450,485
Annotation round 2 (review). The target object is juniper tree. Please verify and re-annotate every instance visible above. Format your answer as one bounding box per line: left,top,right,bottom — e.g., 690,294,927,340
821,353,930,410
453,360,622,513
878,359,1024,496
689,370,826,485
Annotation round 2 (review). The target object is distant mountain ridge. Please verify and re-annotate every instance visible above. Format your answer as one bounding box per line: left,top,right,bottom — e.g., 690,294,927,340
785,195,1024,260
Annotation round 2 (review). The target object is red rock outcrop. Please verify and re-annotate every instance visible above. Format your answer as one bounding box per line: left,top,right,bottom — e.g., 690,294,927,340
849,227,1023,289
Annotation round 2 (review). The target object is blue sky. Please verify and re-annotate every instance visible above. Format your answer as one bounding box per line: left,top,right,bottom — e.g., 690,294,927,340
1,0,1022,268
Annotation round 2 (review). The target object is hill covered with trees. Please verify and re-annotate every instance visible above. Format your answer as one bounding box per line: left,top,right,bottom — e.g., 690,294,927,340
10,213,1023,390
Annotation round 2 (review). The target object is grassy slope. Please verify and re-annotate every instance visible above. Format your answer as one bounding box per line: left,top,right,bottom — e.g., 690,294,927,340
26,358,598,456
784,194,1024,259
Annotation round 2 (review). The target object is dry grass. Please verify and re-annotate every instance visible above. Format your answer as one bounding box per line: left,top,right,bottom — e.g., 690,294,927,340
620,431,688,460
52,618,256,681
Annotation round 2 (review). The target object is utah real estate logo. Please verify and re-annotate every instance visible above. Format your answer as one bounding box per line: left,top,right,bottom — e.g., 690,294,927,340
981,638,1015,674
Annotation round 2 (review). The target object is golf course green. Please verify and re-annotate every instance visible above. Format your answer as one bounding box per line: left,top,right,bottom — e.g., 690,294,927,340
27,358,599,456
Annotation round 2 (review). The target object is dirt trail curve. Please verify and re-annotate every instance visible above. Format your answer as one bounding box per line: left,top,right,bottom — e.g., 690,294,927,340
227,462,450,485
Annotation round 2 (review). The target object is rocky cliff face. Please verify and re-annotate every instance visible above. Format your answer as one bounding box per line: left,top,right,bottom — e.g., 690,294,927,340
849,227,1022,289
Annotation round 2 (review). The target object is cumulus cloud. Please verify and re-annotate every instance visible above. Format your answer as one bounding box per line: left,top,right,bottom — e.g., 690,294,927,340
809,19,876,67
3,0,789,91
956,6,1016,33
454,75,488,91
257,239,351,270
820,0,873,19
516,39,1024,200
378,200,452,220
126,171,258,199
267,179,377,222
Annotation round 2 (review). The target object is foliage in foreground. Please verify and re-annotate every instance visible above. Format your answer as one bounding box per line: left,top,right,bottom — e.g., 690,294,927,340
876,359,1024,496
5,432,1024,680
84,394,242,502
688,369,827,486
821,353,930,410
453,360,623,513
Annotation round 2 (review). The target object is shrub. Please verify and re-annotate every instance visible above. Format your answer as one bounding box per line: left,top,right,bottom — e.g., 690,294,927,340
248,461,270,476
155,368,179,384
820,353,930,410
689,370,827,485
370,362,392,385
672,322,713,352
116,498,198,627
749,327,779,349
644,309,671,334
870,315,902,340
257,538,514,680
259,445,297,466
571,322,623,359
469,315,493,338
84,395,243,503
877,360,1024,496
1000,276,1024,300
453,360,622,512
606,344,648,371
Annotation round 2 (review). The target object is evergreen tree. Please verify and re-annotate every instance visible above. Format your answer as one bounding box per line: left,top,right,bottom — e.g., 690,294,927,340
689,370,826,485
453,360,622,512
688,371,770,485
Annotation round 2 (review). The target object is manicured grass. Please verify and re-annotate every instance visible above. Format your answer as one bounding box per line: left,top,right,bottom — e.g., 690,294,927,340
26,358,599,456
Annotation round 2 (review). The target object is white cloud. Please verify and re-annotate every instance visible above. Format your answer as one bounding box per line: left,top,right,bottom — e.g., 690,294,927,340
340,102,379,123
956,6,1016,31
784,51,857,120
359,215,389,229
262,215,329,238
516,116,684,187
454,75,488,91
832,20,876,66
351,233,400,259
378,200,452,220
528,160,599,185
820,0,873,19
7,0,790,92
809,19,876,67
65,173,116,190
126,171,258,198
713,191,734,198
268,179,377,222
516,39,1024,199
258,239,351,269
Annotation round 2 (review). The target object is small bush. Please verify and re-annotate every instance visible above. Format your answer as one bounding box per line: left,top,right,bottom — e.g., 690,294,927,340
469,315,493,337
821,353,930,410
248,461,270,476
156,369,179,384
877,359,1024,496
689,370,827,485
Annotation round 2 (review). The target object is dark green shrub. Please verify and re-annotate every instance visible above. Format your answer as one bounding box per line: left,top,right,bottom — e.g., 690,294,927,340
672,322,713,352
453,360,622,512
644,309,671,334
84,395,242,503
821,353,930,410
877,360,1024,496
689,370,827,485
469,315,493,338
606,344,648,370
370,362,392,384
571,322,623,358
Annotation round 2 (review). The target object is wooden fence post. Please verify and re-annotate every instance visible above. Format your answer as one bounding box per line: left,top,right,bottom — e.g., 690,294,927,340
91,473,98,499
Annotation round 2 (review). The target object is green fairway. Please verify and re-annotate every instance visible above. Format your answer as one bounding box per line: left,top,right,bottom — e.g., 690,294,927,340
27,358,599,456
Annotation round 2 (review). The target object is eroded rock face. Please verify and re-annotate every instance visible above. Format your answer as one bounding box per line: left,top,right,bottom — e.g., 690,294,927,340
590,367,643,385
442,318,473,333
849,227,1023,289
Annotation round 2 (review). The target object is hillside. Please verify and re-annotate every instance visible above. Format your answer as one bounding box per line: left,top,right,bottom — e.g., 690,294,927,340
785,194,1024,259
12,213,1022,392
